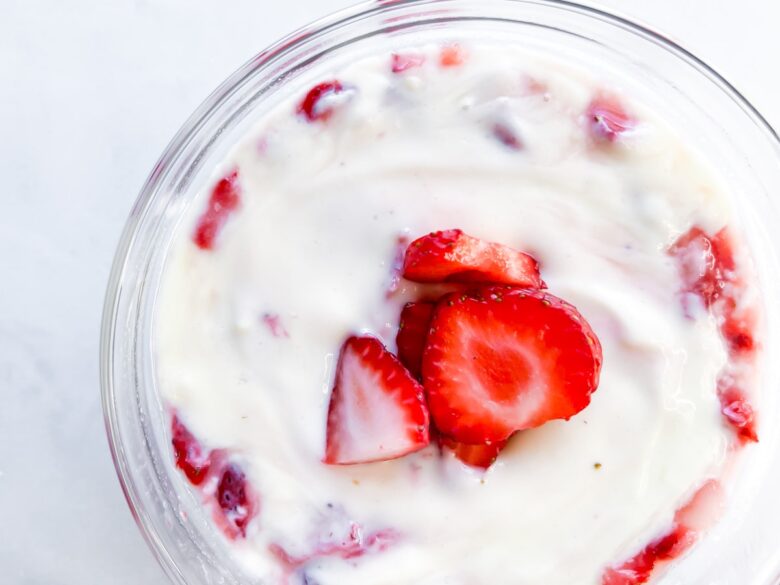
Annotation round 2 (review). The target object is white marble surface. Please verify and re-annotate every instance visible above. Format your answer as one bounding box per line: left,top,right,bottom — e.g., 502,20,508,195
1,1,777,583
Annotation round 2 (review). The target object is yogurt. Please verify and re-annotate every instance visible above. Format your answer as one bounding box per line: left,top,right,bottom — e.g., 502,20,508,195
155,43,759,585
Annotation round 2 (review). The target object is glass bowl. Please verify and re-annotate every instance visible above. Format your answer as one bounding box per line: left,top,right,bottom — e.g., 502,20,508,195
101,1,780,583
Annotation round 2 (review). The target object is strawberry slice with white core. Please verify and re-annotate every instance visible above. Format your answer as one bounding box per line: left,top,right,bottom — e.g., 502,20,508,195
402,229,543,287
423,287,602,443
325,336,430,465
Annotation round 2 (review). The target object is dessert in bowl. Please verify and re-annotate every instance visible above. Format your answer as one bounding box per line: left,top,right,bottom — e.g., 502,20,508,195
101,2,780,585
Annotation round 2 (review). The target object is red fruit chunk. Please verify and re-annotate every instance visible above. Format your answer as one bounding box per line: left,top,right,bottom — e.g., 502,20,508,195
602,525,694,585
439,434,508,469
440,44,465,67
270,525,399,572
670,226,759,443
391,53,425,73
193,170,241,250
718,381,758,443
402,229,543,288
492,123,523,150
324,336,430,465
423,287,602,443
216,463,256,538
670,226,757,355
171,415,211,486
669,226,734,308
396,301,435,378
586,95,635,143
721,316,755,354
297,80,346,122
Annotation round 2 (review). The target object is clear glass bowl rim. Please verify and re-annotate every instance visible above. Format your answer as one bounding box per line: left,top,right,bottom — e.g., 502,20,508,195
100,0,780,583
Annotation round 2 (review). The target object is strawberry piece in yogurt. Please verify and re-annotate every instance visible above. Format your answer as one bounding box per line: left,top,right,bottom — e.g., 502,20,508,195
215,462,257,539
324,336,430,465
422,287,602,443
670,226,758,442
586,95,635,143
391,52,425,74
171,415,212,485
193,170,241,250
297,80,349,123
492,122,523,150
270,523,399,573
395,301,435,379
603,481,723,584
602,525,695,585
402,229,543,287
717,378,758,443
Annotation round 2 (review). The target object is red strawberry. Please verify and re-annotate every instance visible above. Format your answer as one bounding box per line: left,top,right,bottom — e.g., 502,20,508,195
439,434,508,469
171,415,211,485
193,170,241,250
586,95,635,143
402,229,543,288
391,53,425,73
422,287,602,443
670,226,758,443
297,80,347,122
670,226,756,352
718,380,758,443
215,462,257,538
669,226,734,308
324,336,430,465
601,524,694,585
396,301,435,378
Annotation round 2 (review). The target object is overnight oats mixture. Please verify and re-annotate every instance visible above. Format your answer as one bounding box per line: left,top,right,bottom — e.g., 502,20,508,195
156,43,761,585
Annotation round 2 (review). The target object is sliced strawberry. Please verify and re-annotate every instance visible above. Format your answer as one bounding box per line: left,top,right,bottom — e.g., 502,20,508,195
670,226,733,308
193,170,241,250
297,80,347,122
422,287,602,443
324,336,430,465
391,53,425,73
439,434,508,469
215,462,257,539
601,524,694,585
586,95,635,143
396,301,435,379
670,226,756,351
402,229,543,287
171,415,211,486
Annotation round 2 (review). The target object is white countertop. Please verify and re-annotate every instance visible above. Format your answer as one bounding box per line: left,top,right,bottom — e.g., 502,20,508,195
1,1,777,583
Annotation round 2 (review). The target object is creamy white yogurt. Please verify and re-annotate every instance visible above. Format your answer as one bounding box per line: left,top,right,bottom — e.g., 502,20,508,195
155,43,754,585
